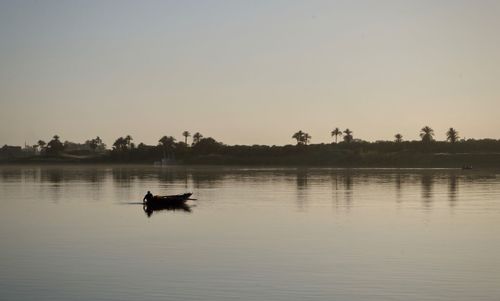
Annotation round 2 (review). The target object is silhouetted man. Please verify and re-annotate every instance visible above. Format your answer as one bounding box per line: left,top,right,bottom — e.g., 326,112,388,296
143,191,153,203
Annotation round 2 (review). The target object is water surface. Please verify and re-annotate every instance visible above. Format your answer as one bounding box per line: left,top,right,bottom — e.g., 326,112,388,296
1,166,499,300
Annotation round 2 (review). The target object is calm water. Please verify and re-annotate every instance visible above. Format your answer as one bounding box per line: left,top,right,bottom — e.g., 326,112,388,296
1,166,499,301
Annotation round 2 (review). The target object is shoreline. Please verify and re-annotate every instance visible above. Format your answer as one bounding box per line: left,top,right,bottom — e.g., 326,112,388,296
0,161,498,170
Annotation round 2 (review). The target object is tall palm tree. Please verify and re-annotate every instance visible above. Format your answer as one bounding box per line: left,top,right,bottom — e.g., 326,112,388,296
394,133,403,143
182,131,191,145
446,128,459,143
420,126,434,143
343,129,353,143
331,128,342,143
292,130,305,145
192,132,203,145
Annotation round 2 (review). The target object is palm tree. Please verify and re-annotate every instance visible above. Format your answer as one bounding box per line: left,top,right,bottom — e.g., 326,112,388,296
46,135,64,154
303,133,311,145
182,131,191,145
88,136,104,152
159,135,176,159
159,136,176,149
292,131,310,145
37,140,46,150
420,126,434,143
113,137,127,151
292,130,305,145
125,135,133,148
343,129,353,143
192,132,203,145
331,128,342,143
394,133,403,143
446,128,459,143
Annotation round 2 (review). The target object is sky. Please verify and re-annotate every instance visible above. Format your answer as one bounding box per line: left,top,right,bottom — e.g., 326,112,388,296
1,0,499,147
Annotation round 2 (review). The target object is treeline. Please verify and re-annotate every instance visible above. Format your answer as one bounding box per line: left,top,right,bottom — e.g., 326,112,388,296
181,139,500,166
93,137,500,167
5,127,500,167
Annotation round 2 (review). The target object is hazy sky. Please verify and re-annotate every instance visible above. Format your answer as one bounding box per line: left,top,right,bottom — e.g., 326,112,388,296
1,0,499,146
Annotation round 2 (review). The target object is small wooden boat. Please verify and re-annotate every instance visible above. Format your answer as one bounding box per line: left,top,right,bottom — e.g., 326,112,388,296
144,193,192,204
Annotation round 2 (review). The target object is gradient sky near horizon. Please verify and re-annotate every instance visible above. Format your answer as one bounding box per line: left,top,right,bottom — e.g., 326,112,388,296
1,0,499,146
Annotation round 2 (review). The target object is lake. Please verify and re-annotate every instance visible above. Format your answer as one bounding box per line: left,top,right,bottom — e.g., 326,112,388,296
0,165,499,301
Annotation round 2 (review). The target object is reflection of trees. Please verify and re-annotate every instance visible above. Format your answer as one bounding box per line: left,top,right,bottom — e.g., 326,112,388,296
0,168,23,182
119,167,225,189
395,174,402,202
112,167,134,185
0,167,111,203
448,175,458,206
295,168,309,210
87,169,106,184
421,173,433,208
343,172,353,206
41,168,63,184
41,168,67,203
39,167,109,203
37,167,108,184
331,172,340,207
330,171,353,211
109,167,228,197
157,169,182,183
296,169,308,190
190,170,224,189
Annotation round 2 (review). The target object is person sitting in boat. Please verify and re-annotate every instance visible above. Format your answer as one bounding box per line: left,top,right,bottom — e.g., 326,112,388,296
143,191,154,203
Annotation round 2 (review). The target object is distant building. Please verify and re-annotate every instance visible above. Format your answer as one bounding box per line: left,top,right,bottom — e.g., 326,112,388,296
0,145,24,159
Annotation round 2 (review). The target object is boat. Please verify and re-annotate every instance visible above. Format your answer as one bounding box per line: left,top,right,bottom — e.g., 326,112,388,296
143,193,192,205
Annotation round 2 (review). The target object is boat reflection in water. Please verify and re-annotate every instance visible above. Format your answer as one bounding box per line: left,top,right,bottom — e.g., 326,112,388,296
143,202,192,217
142,193,194,217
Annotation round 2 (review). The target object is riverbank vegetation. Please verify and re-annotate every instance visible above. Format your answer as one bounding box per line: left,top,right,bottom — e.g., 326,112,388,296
2,126,500,167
